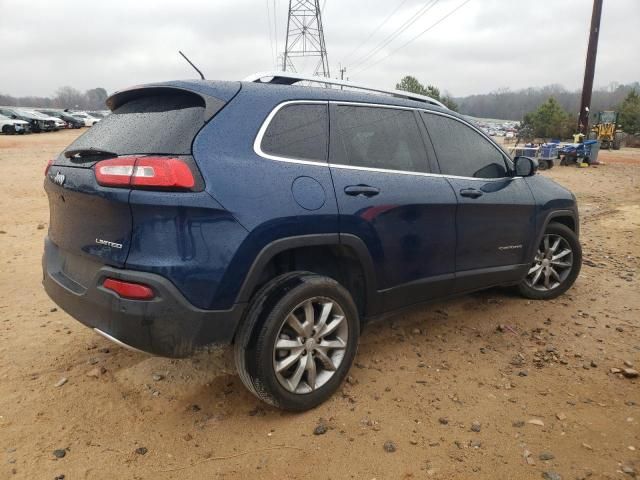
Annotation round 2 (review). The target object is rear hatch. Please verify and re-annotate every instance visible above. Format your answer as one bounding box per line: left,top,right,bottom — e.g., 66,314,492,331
45,84,237,280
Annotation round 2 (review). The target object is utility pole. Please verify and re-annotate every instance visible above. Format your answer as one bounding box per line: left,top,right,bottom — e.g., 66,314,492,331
578,0,603,134
339,65,346,89
282,0,330,77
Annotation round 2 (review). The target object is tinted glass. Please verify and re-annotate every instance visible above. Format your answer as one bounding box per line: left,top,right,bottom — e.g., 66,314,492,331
65,92,208,155
422,113,507,178
261,104,328,161
333,106,429,173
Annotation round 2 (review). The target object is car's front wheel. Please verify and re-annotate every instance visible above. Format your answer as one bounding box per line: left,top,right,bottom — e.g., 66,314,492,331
234,272,359,411
518,222,582,300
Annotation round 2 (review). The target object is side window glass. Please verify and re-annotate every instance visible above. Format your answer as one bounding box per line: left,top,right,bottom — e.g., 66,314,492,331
261,103,328,162
421,113,507,178
332,106,429,173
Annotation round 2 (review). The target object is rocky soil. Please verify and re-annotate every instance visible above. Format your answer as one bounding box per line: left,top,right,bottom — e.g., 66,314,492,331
0,130,638,479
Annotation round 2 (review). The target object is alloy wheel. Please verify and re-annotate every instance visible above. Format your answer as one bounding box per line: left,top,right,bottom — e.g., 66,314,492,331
525,234,573,291
273,297,348,394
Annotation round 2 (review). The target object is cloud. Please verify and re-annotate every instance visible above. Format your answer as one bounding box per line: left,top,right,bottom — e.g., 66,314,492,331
0,0,638,97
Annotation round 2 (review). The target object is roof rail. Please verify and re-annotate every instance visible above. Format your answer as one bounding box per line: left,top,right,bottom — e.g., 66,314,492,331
243,71,448,110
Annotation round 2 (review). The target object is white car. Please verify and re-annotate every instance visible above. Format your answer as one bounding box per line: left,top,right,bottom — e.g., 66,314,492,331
69,111,100,127
506,131,515,139
24,110,66,130
0,113,30,134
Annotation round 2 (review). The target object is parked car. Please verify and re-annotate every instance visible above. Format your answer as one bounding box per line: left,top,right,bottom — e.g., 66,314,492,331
24,110,65,131
87,111,109,119
66,111,100,126
38,110,84,129
0,107,55,133
43,73,582,411
0,113,30,134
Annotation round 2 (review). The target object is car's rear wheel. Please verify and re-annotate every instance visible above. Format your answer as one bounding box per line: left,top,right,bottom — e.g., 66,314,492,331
234,272,359,411
518,223,582,300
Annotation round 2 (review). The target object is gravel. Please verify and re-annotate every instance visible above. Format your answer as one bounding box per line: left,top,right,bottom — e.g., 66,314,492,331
313,420,328,436
539,452,555,461
542,472,562,480
52,449,66,459
383,440,396,453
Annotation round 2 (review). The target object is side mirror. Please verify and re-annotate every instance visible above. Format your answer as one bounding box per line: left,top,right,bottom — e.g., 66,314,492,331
514,156,538,177
11,115,17,119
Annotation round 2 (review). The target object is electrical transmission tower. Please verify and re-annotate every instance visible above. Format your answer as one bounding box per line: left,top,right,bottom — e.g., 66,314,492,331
282,0,330,77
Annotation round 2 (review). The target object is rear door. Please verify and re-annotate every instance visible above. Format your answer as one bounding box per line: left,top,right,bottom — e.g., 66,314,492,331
45,88,223,270
329,103,457,313
420,112,536,292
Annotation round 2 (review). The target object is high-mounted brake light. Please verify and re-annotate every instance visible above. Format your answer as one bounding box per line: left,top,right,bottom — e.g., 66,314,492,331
95,156,196,189
103,278,155,300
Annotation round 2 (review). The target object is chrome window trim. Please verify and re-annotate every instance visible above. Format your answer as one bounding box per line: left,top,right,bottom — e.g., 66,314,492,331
253,100,330,166
253,100,521,182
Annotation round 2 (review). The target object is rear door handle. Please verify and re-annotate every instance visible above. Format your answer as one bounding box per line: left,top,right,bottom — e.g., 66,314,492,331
459,188,483,199
344,185,380,197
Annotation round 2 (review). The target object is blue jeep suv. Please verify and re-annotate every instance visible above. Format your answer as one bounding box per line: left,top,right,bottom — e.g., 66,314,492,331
43,73,581,411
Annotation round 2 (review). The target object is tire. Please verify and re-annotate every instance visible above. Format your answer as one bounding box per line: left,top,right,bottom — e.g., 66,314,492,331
613,132,624,150
234,272,359,411
538,160,552,171
518,223,582,300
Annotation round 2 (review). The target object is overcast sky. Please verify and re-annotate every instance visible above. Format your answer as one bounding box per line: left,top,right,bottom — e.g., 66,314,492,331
1,0,638,98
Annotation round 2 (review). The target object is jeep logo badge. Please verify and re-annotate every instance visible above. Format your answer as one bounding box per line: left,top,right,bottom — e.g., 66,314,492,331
53,171,66,186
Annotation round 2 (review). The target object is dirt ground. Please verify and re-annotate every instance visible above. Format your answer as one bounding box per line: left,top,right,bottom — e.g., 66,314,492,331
0,129,638,480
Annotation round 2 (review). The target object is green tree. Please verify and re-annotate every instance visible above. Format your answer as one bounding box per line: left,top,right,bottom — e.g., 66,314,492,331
521,98,573,139
396,75,458,112
396,75,428,95
618,89,640,134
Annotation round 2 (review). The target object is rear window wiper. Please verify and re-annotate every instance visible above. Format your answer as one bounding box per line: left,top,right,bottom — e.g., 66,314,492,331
64,148,117,159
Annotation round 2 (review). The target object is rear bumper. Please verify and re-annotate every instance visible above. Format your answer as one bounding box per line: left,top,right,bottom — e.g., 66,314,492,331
42,238,245,357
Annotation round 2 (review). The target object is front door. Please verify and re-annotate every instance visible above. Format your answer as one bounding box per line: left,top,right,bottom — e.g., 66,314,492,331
421,112,536,292
329,104,457,313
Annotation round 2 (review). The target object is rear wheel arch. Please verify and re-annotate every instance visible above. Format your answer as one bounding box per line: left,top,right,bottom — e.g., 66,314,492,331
235,235,375,322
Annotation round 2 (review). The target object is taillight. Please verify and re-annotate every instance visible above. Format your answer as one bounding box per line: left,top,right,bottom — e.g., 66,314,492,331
95,156,196,190
45,159,54,175
103,278,155,300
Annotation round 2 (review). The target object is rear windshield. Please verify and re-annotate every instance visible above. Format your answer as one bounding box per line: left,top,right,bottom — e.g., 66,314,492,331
65,91,207,156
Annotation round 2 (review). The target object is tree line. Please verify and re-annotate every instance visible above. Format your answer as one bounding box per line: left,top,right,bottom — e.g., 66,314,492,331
0,86,109,111
396,75,640,139
455,82,640,121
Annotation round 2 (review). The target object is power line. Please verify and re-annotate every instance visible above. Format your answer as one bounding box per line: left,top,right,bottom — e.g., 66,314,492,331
341,0,411,64
353,0,474,74
350,0,440,70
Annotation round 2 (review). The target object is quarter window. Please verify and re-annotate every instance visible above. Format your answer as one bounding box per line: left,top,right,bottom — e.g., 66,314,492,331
332,106,429,173
261,103,328,162
421,113,507,178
